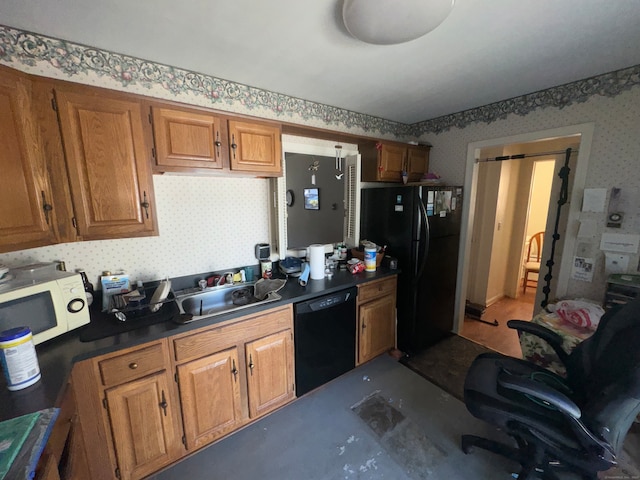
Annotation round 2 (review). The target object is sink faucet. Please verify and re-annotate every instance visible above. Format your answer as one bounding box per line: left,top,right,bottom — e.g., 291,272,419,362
198,279,207,290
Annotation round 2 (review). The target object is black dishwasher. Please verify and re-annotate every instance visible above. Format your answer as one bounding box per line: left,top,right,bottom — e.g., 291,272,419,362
294,287,357,396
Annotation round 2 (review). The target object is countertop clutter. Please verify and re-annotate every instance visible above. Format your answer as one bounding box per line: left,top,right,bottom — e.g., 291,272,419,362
0,267,398,422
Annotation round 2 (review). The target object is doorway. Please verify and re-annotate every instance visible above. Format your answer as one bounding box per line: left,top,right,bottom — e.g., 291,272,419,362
453,124,595,356
461,153,555,355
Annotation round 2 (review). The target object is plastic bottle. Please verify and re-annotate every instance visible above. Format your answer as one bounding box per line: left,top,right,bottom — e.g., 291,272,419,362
0,327,41,391
364,245,377,272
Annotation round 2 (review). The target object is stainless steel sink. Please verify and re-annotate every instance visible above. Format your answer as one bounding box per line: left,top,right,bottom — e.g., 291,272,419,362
174,282,281,322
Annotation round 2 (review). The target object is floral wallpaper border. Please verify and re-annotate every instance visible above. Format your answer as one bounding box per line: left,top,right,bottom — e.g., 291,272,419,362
0,24,407,138
413,64,640,135
1,24,639,138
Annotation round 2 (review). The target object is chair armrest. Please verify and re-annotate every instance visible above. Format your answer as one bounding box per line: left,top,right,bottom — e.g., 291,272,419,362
497,372,581,419
507,319,569,366
498,370,616,460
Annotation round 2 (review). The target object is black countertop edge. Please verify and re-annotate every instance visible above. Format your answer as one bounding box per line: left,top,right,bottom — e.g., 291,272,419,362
0,268,398,421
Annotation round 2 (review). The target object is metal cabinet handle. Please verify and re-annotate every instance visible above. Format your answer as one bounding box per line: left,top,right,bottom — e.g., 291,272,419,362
248,354,254,375
231,359,238,381
140,191,150,219
230,134,237,159
129,362,138,370
41,191,53,225
214,131,222,158
159,390,168,416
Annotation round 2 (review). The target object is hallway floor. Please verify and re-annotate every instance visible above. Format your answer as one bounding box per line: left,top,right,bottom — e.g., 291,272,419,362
460,290,537,357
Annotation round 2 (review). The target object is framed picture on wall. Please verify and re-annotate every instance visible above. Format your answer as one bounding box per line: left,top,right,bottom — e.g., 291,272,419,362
304,188,319,210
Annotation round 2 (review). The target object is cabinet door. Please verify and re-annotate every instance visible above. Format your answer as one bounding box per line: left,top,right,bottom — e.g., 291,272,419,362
245,329,294,418
406,146,429,182
378,144,406,182
105,371,181,480
151,106,225,171
177,347,245,450
0,69,58,252
55,88,157,240
358,295,396,364
228,119,282,175
38,382,89,480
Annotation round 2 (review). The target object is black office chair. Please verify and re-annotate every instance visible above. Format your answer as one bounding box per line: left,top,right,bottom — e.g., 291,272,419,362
461,297,640,480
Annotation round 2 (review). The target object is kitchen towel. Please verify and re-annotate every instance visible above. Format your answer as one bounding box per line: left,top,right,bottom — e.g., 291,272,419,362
308,244,325,280
298,263,310,286
254,278,286,300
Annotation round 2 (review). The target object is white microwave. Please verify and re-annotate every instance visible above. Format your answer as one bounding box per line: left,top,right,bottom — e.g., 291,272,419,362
0,269,90,345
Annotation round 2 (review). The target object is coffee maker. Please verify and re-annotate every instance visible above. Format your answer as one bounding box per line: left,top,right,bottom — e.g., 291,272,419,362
255,244,272,278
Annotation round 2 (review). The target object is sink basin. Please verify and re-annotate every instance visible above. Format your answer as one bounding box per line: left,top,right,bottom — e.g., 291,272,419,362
174,283,281,322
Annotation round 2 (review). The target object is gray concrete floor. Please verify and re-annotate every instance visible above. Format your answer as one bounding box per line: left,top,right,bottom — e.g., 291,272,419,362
151,355,520,480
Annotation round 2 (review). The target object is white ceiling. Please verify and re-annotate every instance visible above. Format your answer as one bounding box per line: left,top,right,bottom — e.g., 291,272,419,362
2,0,640,124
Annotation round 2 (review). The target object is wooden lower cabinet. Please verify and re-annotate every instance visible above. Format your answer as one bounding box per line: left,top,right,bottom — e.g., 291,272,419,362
177,347,244,450
71,304,295,480
174,305,294,452
36,382,89,480
105,371,183,480
245,329,295,418
72,339,182,480
357,276,398,364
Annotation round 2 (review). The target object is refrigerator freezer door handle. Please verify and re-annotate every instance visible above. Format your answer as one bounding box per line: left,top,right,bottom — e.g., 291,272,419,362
415,199,430,281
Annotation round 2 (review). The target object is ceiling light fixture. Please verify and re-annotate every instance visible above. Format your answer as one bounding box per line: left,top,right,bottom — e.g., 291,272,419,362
342,0,455,45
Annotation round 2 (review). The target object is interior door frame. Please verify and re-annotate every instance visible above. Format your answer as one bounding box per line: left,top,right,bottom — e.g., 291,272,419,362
453,123,595,334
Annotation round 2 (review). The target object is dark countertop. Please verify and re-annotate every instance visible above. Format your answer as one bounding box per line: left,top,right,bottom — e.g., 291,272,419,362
0,267,397,421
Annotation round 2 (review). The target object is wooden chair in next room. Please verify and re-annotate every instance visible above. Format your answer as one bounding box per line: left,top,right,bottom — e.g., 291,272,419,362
523,231,544,294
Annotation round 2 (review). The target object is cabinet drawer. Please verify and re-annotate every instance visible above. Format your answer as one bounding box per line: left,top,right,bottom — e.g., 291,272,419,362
358,277,397,304
98,343,165,387
173,305,292,364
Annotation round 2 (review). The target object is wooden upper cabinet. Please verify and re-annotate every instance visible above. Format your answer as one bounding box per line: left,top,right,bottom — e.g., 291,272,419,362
54,87,158,240
406,146,430,182
228,119,282,175
360,141,430,183
378,144,406,182
150,106,226,171
0,68,58,252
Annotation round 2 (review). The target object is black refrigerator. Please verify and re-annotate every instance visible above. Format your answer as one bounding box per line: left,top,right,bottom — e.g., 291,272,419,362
360,185,463,354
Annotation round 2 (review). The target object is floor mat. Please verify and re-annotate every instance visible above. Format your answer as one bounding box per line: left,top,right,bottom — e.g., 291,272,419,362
401,335,491,401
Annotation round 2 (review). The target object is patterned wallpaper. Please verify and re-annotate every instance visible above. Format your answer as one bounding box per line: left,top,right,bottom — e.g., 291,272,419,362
1,24,639,139
0,25,407,140
0,176,270,288
425,87,640,301
1,24,639,300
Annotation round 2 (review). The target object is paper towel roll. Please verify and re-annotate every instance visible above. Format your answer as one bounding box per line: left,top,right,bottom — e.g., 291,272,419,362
308,244,326,280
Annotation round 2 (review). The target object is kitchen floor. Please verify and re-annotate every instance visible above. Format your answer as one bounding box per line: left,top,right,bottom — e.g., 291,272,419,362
149,354,640,480
460,290,537,358
150,355,517,480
